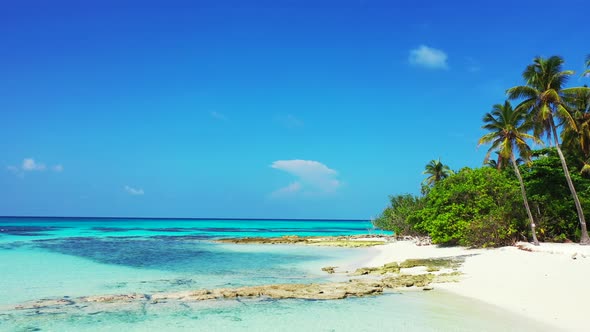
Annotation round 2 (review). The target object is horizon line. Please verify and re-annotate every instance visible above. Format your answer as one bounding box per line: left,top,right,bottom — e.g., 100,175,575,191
0,215,371,222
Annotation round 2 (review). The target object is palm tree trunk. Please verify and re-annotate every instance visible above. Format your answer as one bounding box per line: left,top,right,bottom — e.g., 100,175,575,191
511,155,539,246
551,122,590,245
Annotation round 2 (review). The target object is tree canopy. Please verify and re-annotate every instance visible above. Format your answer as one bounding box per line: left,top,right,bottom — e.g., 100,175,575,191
375,54,590,247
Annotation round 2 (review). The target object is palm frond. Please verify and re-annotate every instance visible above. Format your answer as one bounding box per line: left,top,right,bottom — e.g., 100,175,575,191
556,104,577,131
581,163,590,175
507,86,538,100
478,100,534,164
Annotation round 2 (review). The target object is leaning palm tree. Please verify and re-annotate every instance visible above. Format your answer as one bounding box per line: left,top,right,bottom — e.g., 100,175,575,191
479,101,541,245
422,159,453,187
507,55,590,245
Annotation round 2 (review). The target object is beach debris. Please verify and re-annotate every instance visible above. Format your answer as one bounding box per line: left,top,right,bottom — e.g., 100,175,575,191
515,241,590,258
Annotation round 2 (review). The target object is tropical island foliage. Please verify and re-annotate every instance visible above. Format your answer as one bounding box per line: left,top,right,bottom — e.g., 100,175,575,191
374,55,590,247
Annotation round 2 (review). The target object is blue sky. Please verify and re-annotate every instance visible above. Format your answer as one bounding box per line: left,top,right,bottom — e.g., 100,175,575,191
1,0,589,219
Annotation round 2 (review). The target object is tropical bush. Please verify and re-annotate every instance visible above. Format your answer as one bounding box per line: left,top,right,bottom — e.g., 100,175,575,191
415,167,527,247
522,148,590,242
372,194,425,236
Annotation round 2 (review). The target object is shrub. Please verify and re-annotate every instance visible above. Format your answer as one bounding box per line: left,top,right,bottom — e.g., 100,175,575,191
372,194,425,236
522,148,590,242
416,167,526,247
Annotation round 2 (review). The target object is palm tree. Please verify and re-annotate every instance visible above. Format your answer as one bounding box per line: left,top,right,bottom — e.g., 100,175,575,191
562,85,590,166
584,55,590,77
507,56,590,245
484,151,524,170
484,152,505,170
485,158,500,169
478,101,541,245
422,159,453,187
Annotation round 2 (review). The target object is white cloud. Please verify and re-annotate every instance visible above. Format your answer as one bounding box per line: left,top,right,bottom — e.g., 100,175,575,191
124,185,144,196
22,158,46,171
210,111,227,121
270,160,341,196
409,45,448,69
6,158,63,176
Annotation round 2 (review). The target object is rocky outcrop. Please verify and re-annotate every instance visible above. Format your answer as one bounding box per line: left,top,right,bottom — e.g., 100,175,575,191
216,235,389,247
382,273,434,288
14,298,75,310
321,266,337,274
150,280,384,302
393,236,433,246
352,262,401,275
12,257,464,312
399,258,462,272
81,293,147,303
14,279,385,310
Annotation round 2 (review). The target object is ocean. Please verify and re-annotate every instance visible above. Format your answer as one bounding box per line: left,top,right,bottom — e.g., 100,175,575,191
0,217,549,331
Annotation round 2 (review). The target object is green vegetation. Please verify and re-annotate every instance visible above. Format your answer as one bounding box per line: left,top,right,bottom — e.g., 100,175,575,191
422,159,454,187
374,55,590,247
522,149,590,242
507,56,590,244
478,101,541,245
416,167,527,247
372,194,424,236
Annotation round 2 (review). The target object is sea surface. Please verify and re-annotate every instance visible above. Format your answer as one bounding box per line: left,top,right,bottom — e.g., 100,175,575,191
0,217,551,331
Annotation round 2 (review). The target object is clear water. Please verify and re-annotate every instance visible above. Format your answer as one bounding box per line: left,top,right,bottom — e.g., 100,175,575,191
0,218,551,331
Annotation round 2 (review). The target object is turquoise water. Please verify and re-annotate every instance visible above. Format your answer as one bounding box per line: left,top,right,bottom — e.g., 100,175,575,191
0,218,550,331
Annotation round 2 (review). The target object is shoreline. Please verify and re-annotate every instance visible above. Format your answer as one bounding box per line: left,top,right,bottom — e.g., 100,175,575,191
353,240,590,332
5,232,588,331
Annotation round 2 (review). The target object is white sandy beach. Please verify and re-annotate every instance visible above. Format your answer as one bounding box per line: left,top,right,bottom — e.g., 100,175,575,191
358,240,590,332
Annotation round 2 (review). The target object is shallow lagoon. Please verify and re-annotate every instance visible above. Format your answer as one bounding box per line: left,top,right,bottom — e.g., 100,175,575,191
0,218,551,331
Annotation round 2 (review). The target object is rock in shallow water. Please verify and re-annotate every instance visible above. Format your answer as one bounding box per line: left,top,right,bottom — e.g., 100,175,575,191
12,257,464,312
321,266,337,274
150,280,384,301
216,235,388,247
81,293,148,303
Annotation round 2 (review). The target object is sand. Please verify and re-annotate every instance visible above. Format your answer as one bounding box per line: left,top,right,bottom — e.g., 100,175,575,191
359,240,590,332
